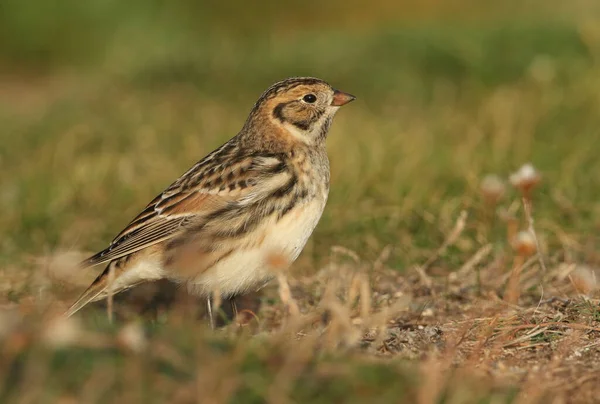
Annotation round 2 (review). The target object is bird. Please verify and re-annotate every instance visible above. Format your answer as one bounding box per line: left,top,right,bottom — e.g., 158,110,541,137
65,77,355,326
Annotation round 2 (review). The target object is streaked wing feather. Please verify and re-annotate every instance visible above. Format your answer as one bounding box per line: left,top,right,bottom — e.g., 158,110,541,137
79,148,288,268
80,217,187,267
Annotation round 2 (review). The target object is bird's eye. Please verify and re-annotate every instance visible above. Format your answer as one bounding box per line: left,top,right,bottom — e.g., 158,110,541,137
302,94,317,103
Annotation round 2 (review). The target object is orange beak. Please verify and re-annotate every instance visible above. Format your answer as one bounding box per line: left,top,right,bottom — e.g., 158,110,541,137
331,89,356,106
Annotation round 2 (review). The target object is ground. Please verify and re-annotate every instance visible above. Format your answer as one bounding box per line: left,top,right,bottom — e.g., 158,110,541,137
1,1,600,403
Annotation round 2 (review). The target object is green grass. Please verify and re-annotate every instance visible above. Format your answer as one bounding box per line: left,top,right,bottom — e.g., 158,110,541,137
3,20,599,264
2,2,600,402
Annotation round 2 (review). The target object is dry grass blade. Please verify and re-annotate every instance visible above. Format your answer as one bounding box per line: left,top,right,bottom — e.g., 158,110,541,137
276,272,300,319
416,210,468,285
456,243,493,278
522,197,548,274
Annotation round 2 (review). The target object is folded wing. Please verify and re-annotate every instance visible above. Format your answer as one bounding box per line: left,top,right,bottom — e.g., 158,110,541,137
79,147,290,268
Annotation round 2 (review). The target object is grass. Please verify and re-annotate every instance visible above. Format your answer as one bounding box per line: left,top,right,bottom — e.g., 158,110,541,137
2,1,600,402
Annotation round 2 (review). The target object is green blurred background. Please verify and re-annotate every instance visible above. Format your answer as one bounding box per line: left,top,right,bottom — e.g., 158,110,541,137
3,2,600,402
2,0,600,282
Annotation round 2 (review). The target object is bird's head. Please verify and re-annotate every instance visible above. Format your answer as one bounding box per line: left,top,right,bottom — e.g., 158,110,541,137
243,77,355,146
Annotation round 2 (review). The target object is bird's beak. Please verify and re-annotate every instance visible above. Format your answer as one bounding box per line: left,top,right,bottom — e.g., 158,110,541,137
331,89,356,106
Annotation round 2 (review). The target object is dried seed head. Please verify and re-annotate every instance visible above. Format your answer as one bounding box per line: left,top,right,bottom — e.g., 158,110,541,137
117,322,147,353
421,308,434,317
42,317,81,348
570,266,598,296
509,163,541,196
511,230,537,257
480,174,506,204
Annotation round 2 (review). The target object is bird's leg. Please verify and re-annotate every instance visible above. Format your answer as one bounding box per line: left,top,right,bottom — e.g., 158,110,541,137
206,296,215,330
229,297,238,320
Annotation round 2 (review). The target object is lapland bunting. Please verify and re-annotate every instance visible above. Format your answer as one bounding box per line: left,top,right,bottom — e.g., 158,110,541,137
66,77,355,325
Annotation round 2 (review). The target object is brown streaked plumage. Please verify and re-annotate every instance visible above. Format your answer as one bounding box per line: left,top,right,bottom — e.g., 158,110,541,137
66,77,355,324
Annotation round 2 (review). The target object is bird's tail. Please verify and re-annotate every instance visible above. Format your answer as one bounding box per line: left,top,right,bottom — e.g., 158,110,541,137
65,262,136,317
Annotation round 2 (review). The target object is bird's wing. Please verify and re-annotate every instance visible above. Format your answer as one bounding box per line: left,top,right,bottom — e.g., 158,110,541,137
79,145,291,268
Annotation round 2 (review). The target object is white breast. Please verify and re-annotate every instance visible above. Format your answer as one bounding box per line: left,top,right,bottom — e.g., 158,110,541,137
187,197,327,297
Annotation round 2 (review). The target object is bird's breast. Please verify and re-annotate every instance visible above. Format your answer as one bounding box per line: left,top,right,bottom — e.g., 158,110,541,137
187,190,327,297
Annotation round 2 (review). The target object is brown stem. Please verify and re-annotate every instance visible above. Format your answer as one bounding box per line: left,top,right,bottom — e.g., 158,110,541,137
505,254,525,305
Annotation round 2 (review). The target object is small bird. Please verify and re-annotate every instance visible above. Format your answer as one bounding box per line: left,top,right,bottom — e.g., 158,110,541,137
66,77,355,326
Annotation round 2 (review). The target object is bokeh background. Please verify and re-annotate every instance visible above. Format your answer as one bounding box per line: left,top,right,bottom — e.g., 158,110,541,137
3,0,600,270
2,1,600,402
